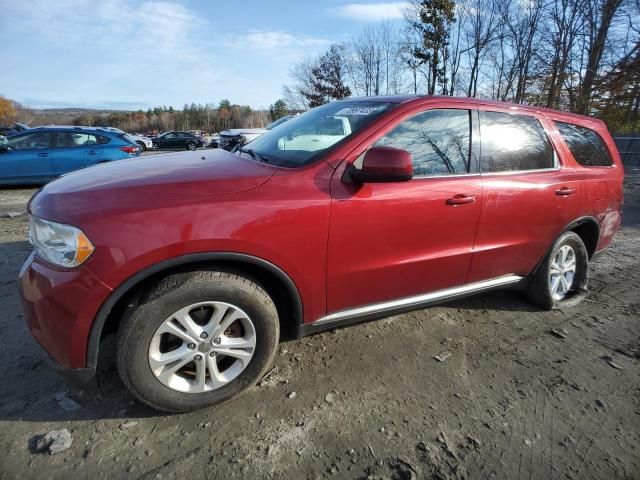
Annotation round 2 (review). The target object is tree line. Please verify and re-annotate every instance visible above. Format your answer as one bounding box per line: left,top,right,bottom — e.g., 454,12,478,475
283,0,640,132
71,100,280,134
0,98,289,135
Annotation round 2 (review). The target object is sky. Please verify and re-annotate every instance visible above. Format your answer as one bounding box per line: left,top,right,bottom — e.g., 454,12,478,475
0,0,408,110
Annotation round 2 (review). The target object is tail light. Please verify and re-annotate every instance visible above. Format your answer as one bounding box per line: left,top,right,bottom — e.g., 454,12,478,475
120,145,140,154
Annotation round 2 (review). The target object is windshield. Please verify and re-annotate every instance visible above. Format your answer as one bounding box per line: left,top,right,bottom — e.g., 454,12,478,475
265,116,291,130
240,101,395,168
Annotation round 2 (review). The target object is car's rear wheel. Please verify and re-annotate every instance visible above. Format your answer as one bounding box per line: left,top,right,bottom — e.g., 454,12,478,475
116,270,279,412
186,142,197,151
136,141,146,152
526,231,589,310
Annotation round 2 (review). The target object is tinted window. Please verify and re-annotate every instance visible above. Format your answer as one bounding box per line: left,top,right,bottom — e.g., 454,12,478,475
7,131,51,149
556,122,613,166
373,109,471,176
56,132,100,147
481,112,554,172
96,135,110,145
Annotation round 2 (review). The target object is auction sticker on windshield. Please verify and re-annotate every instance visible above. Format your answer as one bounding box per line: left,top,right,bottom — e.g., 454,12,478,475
335,106,381,116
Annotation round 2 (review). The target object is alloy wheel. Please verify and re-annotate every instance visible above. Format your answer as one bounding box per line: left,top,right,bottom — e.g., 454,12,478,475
548,245,576,300
148,301,256,393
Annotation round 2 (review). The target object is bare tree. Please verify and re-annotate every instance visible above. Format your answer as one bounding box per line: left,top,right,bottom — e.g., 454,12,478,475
282,58,316,110
459,0,500,97
539,0,586,108
347,27,384,96
575,0,626,113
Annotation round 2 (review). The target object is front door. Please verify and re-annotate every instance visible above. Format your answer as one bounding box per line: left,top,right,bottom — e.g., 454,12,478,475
326,107,483,314
0,131,54,183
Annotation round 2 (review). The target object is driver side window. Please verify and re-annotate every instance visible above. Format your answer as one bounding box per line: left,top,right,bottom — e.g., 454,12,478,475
7,132,52,150
373,109,471,177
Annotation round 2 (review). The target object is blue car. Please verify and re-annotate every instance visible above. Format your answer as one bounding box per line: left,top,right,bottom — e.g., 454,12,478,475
0,126,141,185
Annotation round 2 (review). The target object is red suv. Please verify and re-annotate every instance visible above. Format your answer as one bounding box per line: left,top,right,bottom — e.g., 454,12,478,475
19,96,624,412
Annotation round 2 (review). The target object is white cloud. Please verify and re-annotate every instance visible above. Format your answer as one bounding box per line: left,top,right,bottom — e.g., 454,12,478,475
0,1,334,108
333,2,410,21
231,31,331,52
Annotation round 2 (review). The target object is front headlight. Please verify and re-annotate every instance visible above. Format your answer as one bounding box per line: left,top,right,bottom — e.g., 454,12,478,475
28,215,95,268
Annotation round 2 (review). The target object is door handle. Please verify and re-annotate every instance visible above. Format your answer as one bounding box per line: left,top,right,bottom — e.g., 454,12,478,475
37,152,48,157
446,194,476,206
555,187,576,196
88,150,98,155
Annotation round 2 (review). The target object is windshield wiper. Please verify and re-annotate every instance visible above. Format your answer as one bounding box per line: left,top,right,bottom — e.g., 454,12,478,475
239,147,270,163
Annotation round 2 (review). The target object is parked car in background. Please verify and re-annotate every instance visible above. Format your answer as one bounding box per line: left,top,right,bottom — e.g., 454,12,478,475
218,116,294,151
103,127,153,151
206,133,220,148
152,131,203,150
0,126,141,185
19,96,623,412
0,123,30,141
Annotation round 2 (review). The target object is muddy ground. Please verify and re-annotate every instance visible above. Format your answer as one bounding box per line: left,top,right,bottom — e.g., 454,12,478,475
0,169,638,480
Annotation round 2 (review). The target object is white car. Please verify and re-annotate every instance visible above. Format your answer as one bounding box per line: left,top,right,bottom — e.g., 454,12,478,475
218,128,267,151
218,116,295,151
103,127,153,151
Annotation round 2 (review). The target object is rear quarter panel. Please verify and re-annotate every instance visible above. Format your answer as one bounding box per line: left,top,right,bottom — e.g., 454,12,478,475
545,115,624,252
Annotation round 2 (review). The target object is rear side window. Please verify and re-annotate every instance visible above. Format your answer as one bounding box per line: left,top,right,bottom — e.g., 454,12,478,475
480,111,554,172
373,109,471,176
56,132,104,147
556,122,613,167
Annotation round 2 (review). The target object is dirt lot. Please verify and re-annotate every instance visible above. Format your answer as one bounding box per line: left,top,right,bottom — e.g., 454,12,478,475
0,170,638,480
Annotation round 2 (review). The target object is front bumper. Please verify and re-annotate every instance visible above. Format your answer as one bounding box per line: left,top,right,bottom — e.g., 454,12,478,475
18,252,112,376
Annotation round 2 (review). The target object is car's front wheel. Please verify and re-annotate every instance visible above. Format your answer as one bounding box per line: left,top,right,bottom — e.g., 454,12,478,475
136,141,146,152
526,231,589,310
186,142,197,151
117,270,279,412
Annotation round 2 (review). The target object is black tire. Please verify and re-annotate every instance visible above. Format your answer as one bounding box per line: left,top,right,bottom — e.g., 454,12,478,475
136,141,146,152
116,270,279,412
526,231,589,310
186,142,197,151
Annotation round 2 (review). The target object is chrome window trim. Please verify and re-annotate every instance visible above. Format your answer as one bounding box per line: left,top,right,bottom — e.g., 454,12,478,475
313,275,523,326
412,172,481,180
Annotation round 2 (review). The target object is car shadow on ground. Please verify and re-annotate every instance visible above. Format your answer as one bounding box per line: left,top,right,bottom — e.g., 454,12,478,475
0,286,540,425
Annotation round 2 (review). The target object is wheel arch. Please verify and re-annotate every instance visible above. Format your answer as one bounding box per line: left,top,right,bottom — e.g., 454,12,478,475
87,252,303,369
529,215,600,278
566,216,600,259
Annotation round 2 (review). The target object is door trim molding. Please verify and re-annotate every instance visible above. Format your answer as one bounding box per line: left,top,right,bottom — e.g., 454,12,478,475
296,275,524,337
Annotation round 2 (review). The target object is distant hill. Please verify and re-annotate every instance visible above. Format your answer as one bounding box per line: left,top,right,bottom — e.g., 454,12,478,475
25,108,131,126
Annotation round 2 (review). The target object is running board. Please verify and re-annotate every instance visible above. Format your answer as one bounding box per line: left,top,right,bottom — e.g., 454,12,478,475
296,275,524,338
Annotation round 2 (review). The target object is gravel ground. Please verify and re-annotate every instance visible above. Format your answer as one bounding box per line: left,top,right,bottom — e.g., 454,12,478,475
0,169,638,480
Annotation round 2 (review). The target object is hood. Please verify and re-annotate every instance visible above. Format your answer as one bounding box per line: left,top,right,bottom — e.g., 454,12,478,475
30,149,276,223
220,128,266,136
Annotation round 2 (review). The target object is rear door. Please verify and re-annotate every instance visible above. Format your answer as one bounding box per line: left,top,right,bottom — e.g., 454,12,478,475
165,132,183,148
52,131,104,175
0,131,54,183
554,121,623,251
327,107,483,313
467,108,581,282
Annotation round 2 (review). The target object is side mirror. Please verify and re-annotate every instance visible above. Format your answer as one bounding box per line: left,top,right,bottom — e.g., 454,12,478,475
0,144,10,154
350,146,413,183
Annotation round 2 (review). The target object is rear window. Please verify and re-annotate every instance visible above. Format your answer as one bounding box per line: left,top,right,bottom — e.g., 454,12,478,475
556,122,613,167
